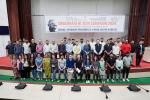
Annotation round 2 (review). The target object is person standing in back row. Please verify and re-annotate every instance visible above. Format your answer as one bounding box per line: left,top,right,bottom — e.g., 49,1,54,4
136,40,145,67
130,40,136,66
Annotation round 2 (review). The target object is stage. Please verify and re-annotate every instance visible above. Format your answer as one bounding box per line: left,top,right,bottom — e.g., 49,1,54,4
0,82,150,100
0,56,150,73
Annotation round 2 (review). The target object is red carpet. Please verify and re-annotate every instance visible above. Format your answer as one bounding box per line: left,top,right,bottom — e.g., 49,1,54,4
0,56,150,72
0,56,12,70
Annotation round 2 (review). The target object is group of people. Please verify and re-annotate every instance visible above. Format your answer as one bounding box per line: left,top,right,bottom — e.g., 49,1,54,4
6,37,145,83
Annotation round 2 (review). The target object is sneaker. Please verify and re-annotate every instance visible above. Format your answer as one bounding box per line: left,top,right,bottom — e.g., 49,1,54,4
86,80,88,84
88,80,90,83
93,81,95,84
126,79,130,82
57,80,60,82
107,79,109,82
123,79,125,82
52,80,54,82
111,79,114,82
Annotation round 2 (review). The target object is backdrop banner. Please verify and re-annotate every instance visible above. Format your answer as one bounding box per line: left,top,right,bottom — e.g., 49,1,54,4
45,16,125,33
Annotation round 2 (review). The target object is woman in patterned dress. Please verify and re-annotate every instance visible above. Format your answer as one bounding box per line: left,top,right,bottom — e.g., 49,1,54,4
43,53,51,79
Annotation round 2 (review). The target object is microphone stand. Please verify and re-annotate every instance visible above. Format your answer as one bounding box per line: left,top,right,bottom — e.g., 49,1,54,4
136,84,149,92
128,79,149,92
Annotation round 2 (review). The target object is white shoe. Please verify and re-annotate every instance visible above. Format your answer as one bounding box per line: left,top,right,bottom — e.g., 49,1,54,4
93,81,95,84
57,80,60,82
123,79,125,82
111,79,114,82
88,80,90,83
52,80,54,82
67,81,70,83
126,79,130,82
86,80,88,84
107,79,109,82
85,81,87,84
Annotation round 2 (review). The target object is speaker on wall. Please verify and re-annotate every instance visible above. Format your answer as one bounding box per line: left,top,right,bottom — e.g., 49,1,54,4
0,26,9,35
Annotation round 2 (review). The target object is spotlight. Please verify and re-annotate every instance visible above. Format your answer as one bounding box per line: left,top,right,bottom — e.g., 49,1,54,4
0,81,3,86
43,76,53,91
15,78,27,90
71,84,81,92
100,84,111,99
43,84,53,91
15,83,27,89
127,84,141,92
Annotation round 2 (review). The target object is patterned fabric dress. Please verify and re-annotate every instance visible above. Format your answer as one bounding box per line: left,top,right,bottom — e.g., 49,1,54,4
43,58,51,78
92,61,99,74
12,59,19,78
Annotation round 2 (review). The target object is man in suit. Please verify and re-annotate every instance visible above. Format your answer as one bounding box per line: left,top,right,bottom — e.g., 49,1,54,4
136,40,145,66
94,39,102,60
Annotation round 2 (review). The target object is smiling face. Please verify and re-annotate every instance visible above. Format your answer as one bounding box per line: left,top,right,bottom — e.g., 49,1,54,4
31,39,35,43
96,39,100,44
69,55,72,60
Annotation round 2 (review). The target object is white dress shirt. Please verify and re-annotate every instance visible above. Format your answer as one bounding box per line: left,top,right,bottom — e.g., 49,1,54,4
66,43,73,53
116,59,123,70
90,42,96,51
100,41,105,53
43,44,51,54
50,44,58,53
73,45,81,55
112,45,120,56
23,43,30,54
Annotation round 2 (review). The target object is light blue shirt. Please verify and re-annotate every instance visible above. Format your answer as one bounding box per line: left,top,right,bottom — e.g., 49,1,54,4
80,43,85,50
66,43,73,53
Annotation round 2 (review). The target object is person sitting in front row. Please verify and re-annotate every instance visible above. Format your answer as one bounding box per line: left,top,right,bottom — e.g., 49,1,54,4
84,55,92,84
98,57,106,83
51,54,58,81
66,55,75,83
115,56,123,81
58,55,67,82
123,53,132,82
106,53,116,82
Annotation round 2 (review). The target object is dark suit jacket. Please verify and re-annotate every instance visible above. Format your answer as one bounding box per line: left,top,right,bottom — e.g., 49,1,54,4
135,44,145,55
95,43,102,53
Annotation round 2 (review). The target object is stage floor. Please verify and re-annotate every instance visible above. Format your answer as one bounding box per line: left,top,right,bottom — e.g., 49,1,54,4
0,82,150,100
0,56,150,72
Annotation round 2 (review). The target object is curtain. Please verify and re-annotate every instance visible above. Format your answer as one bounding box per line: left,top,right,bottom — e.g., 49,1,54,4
144,0,150,46
128,0,141,42
6,0,33,42
6,0,20,42
128,0,150,46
